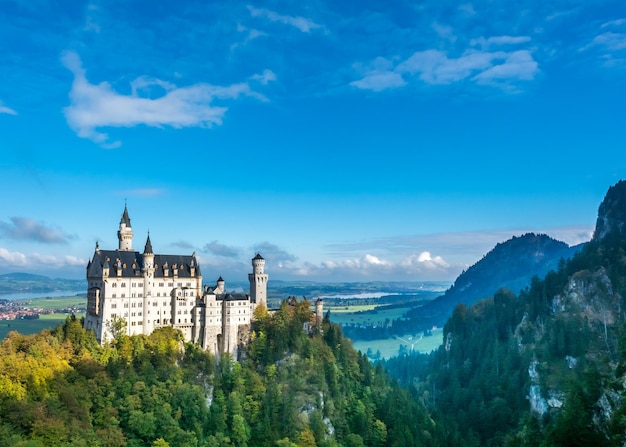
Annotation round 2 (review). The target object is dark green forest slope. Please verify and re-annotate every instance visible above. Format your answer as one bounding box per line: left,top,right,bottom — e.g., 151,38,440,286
0,300,448,446
405,232,583,331
384,179,626,446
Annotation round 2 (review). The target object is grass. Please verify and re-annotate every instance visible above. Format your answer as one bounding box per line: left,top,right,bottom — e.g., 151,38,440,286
0,313,85,340
328,305,409,326
351,327,444,359
20,296,86,311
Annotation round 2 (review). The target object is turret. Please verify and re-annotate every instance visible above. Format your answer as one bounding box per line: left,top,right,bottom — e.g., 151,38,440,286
249,253,268,307
216,276,225,294
143,233,154,274
117,204,134,251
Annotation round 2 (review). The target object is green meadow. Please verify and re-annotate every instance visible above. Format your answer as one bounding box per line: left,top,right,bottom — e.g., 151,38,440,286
0,295,86,340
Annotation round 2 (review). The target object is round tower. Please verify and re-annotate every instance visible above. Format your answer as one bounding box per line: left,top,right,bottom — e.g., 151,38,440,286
315,298,324,328
249,253,268,307
216,276,225,294
117,204,134,251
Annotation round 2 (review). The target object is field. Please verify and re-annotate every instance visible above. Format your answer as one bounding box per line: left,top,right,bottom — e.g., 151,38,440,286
326,300,444,359
350,328,443,359
0,313,85,340
327,304,411,326
0,295,86,340
20,296,86,311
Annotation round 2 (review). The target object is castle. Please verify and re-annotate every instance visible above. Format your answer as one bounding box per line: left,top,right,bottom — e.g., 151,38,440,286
84,206,268,357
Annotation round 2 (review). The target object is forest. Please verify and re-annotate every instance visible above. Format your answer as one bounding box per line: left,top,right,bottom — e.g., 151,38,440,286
381,179,626,446
0,299,449,446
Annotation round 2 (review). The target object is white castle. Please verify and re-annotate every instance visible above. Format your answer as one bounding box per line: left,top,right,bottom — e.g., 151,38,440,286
84,206,268,357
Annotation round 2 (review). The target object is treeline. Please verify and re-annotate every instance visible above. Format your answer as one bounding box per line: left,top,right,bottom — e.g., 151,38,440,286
0,299,450,446
381,221,626,446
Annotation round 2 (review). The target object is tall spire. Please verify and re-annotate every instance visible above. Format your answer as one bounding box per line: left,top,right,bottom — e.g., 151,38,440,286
117,203,134,251
144,232,153,254
120,201,131,227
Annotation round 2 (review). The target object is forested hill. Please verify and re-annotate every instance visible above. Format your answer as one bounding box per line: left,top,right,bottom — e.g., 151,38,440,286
385,179,626,446
405,232,583,329
0,300,450,446
0,273,84,295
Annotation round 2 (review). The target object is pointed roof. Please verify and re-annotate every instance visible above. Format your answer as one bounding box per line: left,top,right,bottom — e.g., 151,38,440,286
253,253,264,260
144,233,153,254
217,276,224,282
120,204,131,227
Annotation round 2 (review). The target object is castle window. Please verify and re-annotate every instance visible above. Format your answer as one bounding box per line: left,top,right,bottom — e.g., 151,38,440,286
138,312,142,316
138,293,142,297
112,294,117,298
138,321,142,325
111,303,117,309
159,282,164,287
121,294,125,298
131,321,136,326
121,283,126,287
124,303,128,308
138,303,142,308
111,313,117,318
112,283,117,288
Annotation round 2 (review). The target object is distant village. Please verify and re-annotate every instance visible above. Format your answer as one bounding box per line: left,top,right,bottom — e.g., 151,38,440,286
0,299,84,321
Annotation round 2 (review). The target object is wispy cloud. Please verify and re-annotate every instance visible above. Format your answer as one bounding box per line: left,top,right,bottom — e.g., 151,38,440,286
61,51,273,147
0,217,75,244
252,242,298,264
0,248,85,271
397,48,537,86
276,251,455,281
351,34,538,92
203,241,241,258
0,101,17,115
247,5,323,33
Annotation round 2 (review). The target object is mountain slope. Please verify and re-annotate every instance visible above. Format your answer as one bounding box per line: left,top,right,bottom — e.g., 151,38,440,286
406,232,583,329
394,180,626,446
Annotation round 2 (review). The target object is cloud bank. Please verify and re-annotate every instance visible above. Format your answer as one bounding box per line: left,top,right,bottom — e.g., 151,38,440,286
0,217,75,244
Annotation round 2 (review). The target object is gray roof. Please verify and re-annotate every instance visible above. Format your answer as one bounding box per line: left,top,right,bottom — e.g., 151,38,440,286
88,249,201,278
120,205,131,227
144,234,153,254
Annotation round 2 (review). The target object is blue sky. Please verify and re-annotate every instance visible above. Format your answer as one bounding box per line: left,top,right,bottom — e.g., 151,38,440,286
0,0,624,283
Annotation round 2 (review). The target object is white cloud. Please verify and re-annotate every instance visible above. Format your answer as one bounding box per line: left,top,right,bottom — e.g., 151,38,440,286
61,51,271,147
251,69,277,85
273,252,456,281
247,6,323,33
0,248,28,266
396,48,538,86
0,101,17,115
473,50,538,84
350,71,406,92
0,217,74,244
601,19,626,29
590,32,626,52
0,248,86,271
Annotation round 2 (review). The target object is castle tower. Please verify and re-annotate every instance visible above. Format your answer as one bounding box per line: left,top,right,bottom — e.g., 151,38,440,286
142,233,155,331
315,298,324,329
249,253,268,307
117,204,134,251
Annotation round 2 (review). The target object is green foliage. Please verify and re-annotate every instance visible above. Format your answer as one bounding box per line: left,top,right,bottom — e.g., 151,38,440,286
0,298,444,446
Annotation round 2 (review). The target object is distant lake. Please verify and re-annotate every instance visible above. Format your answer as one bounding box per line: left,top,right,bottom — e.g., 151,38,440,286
0,290,85,301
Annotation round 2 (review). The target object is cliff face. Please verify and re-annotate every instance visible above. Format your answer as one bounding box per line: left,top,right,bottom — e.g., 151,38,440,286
594,179,626,241
407,180,626,445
